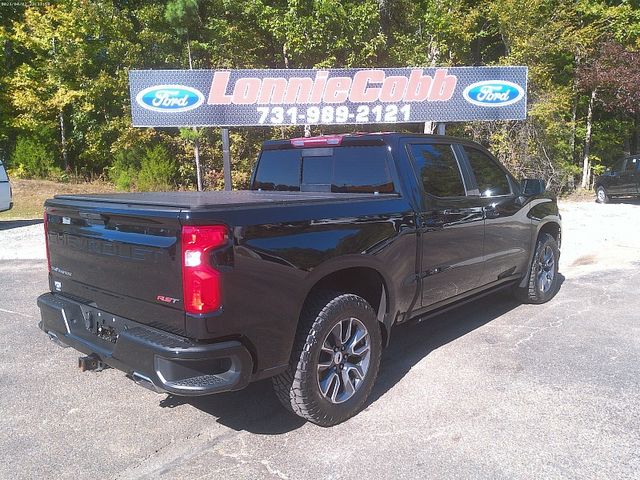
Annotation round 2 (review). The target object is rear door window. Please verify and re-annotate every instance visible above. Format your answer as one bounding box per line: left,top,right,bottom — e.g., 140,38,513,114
624,158,638,172
331,147,393,193
408,144,466,197
464,147,511,197
613,159,625,173
0,162,8,182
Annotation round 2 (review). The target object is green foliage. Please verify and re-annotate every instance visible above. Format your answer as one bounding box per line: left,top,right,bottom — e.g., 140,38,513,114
110,145,176,191
165,0,201,35
1,0,639,192
9,136,62,180
109,149,140,191
137,145,177,191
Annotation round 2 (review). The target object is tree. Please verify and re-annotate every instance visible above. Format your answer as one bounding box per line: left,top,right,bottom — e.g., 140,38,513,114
165,0,204,190
9,1,140,174
1,0,639,196
577,41,640,187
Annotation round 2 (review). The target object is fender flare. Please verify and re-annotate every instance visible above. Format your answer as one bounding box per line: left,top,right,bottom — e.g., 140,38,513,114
518,215,562,288
298,254,396,344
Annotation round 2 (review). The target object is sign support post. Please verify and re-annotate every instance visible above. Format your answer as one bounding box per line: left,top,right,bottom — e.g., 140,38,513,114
221,128,232,191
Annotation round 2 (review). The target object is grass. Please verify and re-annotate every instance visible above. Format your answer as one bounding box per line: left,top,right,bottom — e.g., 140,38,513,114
0,178,116,220
559,187,597,202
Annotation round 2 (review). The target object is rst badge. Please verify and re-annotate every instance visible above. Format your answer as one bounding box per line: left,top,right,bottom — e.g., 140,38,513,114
136,85,205,113
463,80,525,107
156,295,180,305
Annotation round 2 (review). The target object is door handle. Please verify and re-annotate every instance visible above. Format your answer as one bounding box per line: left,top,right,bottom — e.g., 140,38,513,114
483,205,500,218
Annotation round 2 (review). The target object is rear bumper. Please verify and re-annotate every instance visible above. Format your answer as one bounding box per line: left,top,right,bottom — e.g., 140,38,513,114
37,293,253,396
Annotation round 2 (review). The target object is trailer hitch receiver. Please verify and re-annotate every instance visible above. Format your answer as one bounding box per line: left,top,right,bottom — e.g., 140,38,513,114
78,353,106,372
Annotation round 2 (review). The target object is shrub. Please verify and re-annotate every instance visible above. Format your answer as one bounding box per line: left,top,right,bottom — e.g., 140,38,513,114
108,144,176,191
109,149,139,191
10,136,58,178
136,145,177,191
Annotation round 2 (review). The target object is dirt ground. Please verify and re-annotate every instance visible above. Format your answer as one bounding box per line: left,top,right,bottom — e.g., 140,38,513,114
0,178,115,220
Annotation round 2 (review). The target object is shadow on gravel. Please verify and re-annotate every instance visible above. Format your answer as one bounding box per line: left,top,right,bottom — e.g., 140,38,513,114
0,219,43,230
160,380,307,434
160,277,565,434
609,198,640,205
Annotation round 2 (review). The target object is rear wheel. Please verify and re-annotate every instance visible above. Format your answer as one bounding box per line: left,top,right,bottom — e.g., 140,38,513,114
596,186,610,203
272,292,382,426
514,233,561,304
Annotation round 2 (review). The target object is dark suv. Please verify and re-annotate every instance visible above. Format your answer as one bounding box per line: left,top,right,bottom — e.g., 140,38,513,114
595,156,640,203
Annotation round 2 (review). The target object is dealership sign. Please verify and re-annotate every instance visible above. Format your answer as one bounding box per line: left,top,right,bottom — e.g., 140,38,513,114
129,67,527,127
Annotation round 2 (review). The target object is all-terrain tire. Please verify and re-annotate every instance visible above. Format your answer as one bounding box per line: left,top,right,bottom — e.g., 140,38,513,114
596,186,610,204
272,292,382,427
514,233,561,304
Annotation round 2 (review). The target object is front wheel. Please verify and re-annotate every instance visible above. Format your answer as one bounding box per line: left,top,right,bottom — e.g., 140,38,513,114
596,186,610,203
514,233,561,304
272,293,382,426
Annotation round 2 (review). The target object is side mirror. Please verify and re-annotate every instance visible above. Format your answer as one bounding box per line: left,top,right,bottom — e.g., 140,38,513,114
521,178,546,196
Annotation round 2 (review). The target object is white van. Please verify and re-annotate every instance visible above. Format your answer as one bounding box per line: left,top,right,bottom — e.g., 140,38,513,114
0,160,12,212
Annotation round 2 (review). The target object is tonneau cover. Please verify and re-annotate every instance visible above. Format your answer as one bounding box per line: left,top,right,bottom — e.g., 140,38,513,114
51,190,395,210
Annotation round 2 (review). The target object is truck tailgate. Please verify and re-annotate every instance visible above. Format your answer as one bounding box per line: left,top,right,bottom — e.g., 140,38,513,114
45,199,186,335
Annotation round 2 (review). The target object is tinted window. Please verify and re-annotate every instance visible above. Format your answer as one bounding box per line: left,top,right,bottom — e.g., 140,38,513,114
331,147,393,193
409,144,466,197
253,150,301,191
465,147,511,197
303,155,332,187
624,158,638,172
252,146,394,194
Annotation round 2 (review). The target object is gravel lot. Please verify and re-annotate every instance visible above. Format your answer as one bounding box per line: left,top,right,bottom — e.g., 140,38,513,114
0,200,639,479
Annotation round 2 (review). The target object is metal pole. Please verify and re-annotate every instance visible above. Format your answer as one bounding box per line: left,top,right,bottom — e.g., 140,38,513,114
437,123,446,135
222,128,232,191
193,133,202,191
423,121,434,134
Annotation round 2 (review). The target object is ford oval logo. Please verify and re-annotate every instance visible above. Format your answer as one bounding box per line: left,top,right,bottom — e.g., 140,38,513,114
136,85,204,113
463,80,525,107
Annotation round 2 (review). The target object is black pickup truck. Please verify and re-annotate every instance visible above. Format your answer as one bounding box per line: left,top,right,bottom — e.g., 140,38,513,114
594,155,640,203
38,133,561,426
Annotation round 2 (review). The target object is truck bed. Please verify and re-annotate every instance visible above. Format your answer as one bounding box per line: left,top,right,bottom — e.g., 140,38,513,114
51,190,396,210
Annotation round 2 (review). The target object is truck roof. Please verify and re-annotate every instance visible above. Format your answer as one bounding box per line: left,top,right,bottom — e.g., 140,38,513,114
262,132,466,150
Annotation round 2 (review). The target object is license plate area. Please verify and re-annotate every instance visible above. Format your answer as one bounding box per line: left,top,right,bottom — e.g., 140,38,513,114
77,305,130,344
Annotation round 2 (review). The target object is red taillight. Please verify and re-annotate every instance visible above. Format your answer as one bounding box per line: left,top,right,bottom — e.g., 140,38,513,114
181,225,228,314
44,211,51,272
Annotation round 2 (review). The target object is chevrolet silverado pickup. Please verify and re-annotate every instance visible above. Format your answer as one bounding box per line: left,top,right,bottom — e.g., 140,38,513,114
38,133,562,426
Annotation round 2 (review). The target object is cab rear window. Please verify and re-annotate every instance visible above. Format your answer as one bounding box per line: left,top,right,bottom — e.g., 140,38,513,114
252,150,301,191
252,146,394,194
